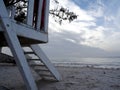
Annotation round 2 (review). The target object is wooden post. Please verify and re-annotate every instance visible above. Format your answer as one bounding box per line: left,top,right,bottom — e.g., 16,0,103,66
27,0,34,26
36,0,43,30
4,29,38,90
0,1,38,90
32,0,50,32
44,0,50,33
11,5,15,19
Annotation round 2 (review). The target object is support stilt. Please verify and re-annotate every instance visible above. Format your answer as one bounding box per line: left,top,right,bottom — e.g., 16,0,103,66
0,1,38,90
4,31,38,90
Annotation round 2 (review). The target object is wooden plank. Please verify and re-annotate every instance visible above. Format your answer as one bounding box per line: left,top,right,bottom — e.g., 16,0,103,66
27,59,40,61
31,45,62,81
11,6,15,19
24,51,34,54
32,0,39,29
27,0,34,26
11,21,48,43
44,0,50,33
0,1,38,90
36,0,43,30
4,31,38,90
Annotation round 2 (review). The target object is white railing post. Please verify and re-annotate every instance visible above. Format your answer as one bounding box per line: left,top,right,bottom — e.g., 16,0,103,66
27,0,34,26
36,0,43,31
11,5,15,19
44,0,50,33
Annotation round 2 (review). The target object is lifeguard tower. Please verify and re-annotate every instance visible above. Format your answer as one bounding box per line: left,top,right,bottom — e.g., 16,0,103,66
0,0,61,90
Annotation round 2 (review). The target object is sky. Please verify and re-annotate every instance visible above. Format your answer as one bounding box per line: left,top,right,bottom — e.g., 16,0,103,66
40,0,120,59
3,0,119,59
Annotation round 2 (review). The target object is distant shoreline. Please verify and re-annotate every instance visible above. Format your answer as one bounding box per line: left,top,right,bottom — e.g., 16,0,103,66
54,62,120,69
51,57,120,69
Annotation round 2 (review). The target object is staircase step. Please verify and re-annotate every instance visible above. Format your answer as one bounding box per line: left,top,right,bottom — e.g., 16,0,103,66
29,62,45,66
38,71,51,75
30,64,45,67
35,68,49,72
38,73,53,77
30,65,48,71
24,52,34,54
41,75,56,80
42,77,56,81
27,59,40,61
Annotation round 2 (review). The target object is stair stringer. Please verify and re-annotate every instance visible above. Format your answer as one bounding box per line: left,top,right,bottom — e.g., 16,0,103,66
30,45,62,81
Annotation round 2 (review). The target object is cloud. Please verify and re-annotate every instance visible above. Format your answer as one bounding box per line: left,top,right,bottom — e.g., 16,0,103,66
114,8,120,29
80,26,120,52
41,0,120,59
100,31,120,52
87,0,105,18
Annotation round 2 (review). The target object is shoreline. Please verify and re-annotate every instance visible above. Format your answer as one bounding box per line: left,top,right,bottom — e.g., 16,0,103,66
54,62,120,70
54,64,120,69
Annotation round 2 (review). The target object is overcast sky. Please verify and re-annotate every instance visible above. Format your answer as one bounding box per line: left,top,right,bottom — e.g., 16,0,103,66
41,0,120,59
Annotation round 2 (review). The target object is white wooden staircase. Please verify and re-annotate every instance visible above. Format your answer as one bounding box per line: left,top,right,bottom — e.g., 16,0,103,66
23,45,61,81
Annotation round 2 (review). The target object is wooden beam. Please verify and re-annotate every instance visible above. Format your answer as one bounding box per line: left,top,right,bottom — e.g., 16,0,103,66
31,45,62,81
11,6,15,19
4,28,38,90
36,0,43,30
1,19,48,42
44,0,50,33
11,22,48,43
0,1,38,90
0,19,48,42
27,0,34,26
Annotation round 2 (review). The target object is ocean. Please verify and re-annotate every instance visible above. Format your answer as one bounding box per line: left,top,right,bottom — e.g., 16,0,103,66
2,48,120,68
51,58,120,68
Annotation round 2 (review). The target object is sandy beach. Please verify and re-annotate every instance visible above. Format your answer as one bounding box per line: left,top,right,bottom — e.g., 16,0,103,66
0,65,120,90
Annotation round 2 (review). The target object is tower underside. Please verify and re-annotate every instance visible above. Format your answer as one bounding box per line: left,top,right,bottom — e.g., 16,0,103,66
0,30,48,47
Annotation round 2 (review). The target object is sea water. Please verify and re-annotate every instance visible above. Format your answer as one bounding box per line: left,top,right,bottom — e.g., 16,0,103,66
51,58,120,68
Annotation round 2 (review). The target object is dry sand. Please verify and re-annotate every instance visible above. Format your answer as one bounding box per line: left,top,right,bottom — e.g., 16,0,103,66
0,65,120,90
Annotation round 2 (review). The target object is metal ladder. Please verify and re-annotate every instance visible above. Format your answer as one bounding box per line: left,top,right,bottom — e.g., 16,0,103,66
23,45,61,81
